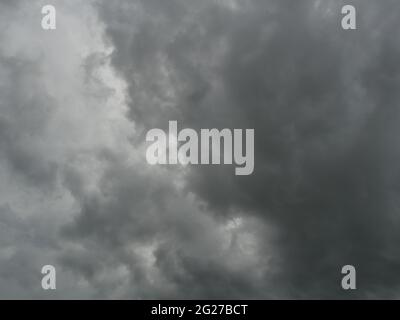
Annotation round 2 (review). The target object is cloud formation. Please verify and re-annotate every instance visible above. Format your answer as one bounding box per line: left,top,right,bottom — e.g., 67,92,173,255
1,0,400,298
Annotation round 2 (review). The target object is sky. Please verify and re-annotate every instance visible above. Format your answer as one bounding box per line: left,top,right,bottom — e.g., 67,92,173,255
1,0,400,299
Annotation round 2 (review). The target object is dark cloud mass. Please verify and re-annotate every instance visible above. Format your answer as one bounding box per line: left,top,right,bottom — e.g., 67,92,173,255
1,0,400,299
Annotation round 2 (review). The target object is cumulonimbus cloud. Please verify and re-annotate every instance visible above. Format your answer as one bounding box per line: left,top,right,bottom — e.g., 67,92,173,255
1,0,400,299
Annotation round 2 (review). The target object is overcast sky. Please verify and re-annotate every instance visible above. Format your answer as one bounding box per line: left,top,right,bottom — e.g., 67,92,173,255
1,0,400,299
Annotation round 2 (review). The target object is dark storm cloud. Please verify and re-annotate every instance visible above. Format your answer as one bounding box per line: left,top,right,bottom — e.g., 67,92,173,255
2,0,400,299
85,0,400,298
60,154,274,298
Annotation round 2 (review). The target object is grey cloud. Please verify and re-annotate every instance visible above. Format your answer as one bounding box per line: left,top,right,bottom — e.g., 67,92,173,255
93,0,400,298
1,0,400,299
